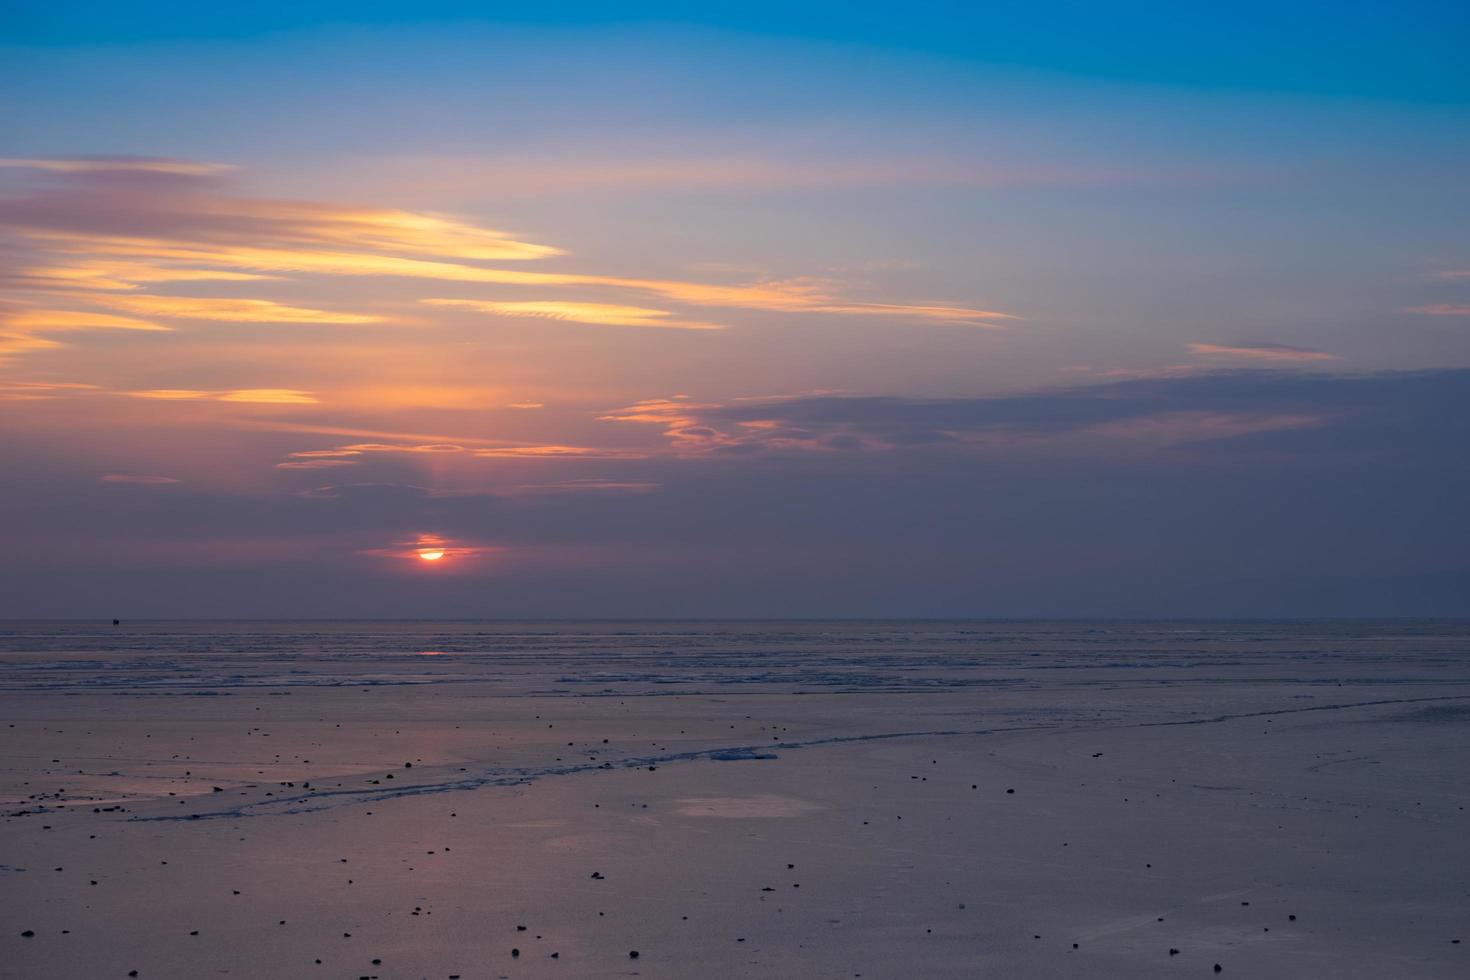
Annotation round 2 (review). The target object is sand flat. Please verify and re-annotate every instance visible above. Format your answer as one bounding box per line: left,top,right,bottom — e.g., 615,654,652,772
2,620,1468,978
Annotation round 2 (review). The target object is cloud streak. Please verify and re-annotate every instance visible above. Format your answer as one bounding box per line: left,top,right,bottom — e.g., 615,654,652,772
277,440,646,469
0,306,169,360
99,474,183,485
1405,304,1470,316
603,370,1465,457
1188,342,1338,363
0,156,236,176
129,388,319,404
0,161,1014,372
96,294,382,324
423,298,724,330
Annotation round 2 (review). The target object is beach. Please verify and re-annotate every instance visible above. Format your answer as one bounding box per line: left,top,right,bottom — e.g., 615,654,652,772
3,621,1468,978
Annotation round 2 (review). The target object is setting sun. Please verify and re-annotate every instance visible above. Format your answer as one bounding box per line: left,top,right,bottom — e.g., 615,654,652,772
416,548,445,562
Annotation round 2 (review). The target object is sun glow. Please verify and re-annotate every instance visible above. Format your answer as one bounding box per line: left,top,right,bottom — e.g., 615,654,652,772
417,548,446,561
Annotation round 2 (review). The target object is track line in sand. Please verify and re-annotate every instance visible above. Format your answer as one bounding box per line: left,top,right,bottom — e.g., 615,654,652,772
123,693,1470,823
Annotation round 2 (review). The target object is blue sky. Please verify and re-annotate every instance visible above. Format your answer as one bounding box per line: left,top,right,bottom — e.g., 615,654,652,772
9,2,1470,101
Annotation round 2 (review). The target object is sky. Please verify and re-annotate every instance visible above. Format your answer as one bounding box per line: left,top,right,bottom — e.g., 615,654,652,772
2,2,1468,617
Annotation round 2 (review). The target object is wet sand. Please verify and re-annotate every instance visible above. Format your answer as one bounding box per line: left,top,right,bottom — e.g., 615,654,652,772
2,621,1468,978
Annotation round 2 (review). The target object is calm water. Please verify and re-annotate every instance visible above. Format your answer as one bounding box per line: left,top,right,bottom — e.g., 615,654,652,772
2,618,1467,654
1,620,1465,695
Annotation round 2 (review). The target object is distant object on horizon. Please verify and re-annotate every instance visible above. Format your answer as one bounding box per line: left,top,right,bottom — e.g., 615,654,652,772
113,619,120,625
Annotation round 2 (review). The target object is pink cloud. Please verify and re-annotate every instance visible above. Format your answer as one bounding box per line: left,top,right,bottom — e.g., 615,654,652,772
1404,304,1470,316
1188,342,1338,363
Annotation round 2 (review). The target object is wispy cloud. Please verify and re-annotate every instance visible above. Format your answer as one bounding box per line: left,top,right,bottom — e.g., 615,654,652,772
471,445,646,459
507,479,661,494
29,232,1009,323
99,474,183,485
0,307,169,360
423,298,724,330
128,388,319,404
600,371,1450,457
1404,304,1470,316
0,160,1013,370
0,380,102,400
1188,342,1338,363
14,260,278,292
0,156,235,176
97,294,382,324
277,440,645,468
4,309,168,333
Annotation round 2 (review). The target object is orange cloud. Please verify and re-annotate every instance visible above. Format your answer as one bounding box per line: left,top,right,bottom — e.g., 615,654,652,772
0,380,103,400
598,397,735,451
7,164,1011,334
6,309,169,333
277,439,645,468
0,157,1013,388
236,421,516,445
275,459,360,470
16,259,279,292
471,445,647,459
216,389,321,404
0,307,170,361
128,388,319,404
423,298,724,330
241,206,562,262
63,233,1011,321
96,294,382,324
